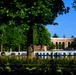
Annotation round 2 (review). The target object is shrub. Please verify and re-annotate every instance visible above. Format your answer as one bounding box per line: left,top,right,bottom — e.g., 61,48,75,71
0,55,76,75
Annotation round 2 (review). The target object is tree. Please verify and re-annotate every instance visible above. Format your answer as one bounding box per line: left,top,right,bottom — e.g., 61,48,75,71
63,35,66,38
0,24,26,52
34,25,51,50
0,0,69,56
73,0,76,9
71,35,74,38
0,25,7,52
33,26,39,45
53,33,59,38
47,43,55,50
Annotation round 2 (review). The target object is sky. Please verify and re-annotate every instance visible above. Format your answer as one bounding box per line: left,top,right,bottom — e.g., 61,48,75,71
46,0,76,38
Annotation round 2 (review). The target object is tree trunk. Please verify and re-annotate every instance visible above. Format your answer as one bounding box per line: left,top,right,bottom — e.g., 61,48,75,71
10,47,12,52
27,25,34,57
18,45,20,52
0,44,3,52
44,46,47,51
40,45,43,51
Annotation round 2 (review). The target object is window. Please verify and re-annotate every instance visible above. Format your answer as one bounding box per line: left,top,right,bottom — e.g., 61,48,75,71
56,42,58,49
68,42,71,47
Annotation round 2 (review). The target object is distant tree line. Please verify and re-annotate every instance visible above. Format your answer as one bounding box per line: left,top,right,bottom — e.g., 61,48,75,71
52,33,75,38
0,25,51,52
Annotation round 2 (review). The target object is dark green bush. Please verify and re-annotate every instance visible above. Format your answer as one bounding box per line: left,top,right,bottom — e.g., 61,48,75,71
0,55,76,75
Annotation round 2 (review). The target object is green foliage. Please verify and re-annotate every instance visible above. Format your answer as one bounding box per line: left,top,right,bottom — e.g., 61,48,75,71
0,25,7,44
33,27,38,45
0,24,26,50
53,33,59,38
0,0,68,25
73,0,76,9
47,43,55,50
0,0,69,54
0,56,76,75
33,25,51,46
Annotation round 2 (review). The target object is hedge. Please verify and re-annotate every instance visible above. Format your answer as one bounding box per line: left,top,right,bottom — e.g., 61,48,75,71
0,55,76,75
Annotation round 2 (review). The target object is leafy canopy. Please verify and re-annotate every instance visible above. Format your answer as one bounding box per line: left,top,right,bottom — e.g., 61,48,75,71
73,0,76,9
0,0,69,26
33,25,51,45
53,33,59,38
0,0,69,53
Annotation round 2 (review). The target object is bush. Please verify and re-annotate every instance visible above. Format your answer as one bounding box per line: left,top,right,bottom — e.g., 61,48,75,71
0,55,76,75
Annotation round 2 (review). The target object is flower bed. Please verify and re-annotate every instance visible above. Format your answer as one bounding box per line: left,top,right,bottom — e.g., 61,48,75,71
0,55,76,75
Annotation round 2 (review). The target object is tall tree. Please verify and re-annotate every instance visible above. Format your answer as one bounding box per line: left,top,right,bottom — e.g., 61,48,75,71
63,35,66,38
0,25,7,52
73,0,76,9
0,24,26,52
53,33,59,38
34,25,51,50
0,0,69,56
71,35,74,38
